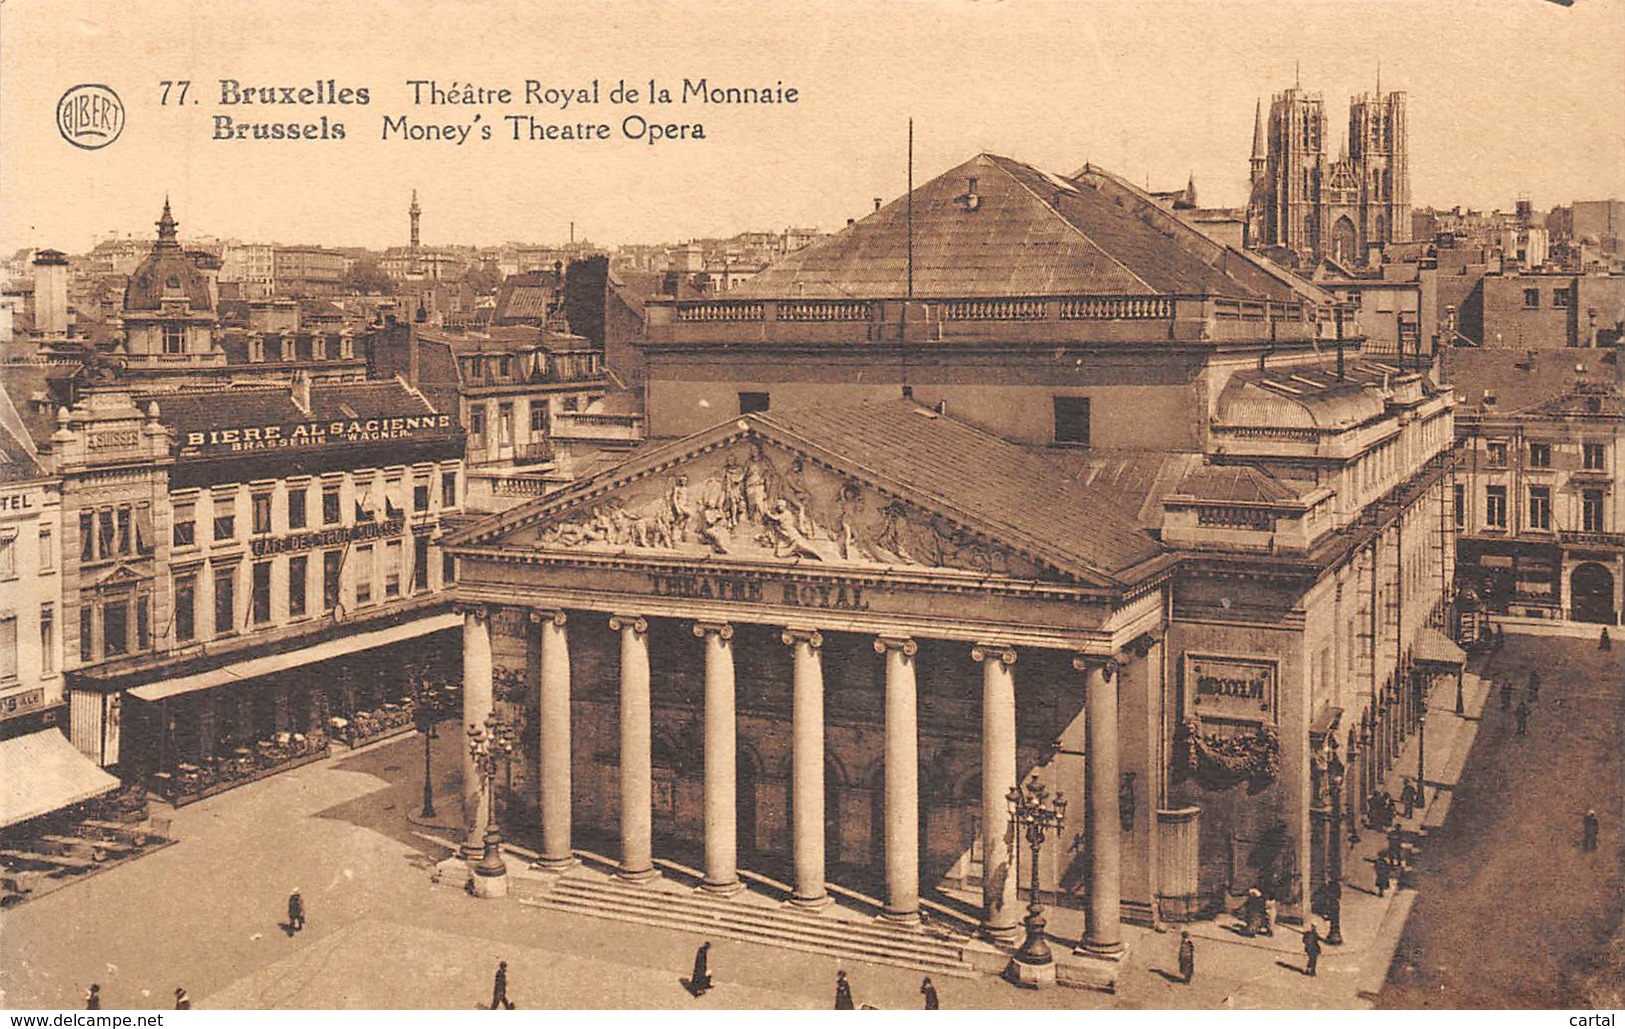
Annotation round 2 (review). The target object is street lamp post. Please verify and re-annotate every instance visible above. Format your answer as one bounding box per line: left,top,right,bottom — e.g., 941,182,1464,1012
1004,775,1067,987
1325,746,1346,946
468,712,514,885
1415,693,1428,809
1346,727,1361,845
412,680,444,820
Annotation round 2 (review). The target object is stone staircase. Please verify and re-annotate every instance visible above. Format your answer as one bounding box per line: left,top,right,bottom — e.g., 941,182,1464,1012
514,865,978,978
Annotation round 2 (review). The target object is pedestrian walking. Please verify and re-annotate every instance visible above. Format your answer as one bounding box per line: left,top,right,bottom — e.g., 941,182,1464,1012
1178,931,1196,984
1499,679,1512,712
1515,698,1530,735
834,970,854,1010
1375,854,1391,897
287,887,305,933
86,985,101,1010
1583,809,1600,852
1601,627,1611,651
1493,625,1505,651
174,988,191,1010
1302,925,1322,977
490,959,513,1010
1400,778,1418,819
1527,670,1540,701
687,941,713,997
920,976,939,1009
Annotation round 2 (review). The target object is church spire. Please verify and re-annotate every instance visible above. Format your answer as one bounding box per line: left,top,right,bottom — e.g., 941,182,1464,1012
1251,99,1267,162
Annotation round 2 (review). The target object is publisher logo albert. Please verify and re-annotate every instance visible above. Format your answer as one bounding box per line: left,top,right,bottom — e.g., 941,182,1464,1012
57,84,125,150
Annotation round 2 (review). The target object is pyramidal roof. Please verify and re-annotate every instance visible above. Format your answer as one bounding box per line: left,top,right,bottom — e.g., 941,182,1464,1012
737,153,1264,301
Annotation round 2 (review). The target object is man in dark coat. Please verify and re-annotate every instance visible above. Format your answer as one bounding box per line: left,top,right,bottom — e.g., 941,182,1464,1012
920,976,938,1009
1302,925,1322,977
174,988,191,1010
1499,679,1512,711
1375,854,1392,897
490,959,512,1010
1601,627,1611,651
687,942,713,996
1583,810,1600,851
1515,698,1530,735
1400,779,1418,819
86,985,101,1010
288,888,305,933
1528,670,1540,701
1178,931,1196,984
834,970,854,1010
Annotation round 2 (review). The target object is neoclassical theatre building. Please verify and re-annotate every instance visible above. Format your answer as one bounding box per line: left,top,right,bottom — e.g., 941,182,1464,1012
445,154,1456,968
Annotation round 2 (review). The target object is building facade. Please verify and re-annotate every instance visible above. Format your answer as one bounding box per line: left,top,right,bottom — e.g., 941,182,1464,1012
444,154,1455,971
0,419,64,741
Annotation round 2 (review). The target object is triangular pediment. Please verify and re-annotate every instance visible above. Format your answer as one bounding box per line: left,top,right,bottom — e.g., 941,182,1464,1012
92,562,153,588
455,422,1103,586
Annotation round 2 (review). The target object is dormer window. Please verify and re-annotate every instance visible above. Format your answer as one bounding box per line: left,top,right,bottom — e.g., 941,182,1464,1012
311,334,327,360
163,324,185,354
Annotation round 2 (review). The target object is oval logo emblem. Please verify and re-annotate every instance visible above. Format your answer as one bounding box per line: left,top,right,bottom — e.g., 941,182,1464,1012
57,84,125,150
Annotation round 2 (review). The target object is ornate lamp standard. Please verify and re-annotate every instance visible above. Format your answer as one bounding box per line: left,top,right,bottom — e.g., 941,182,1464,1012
1005,774,1067,987
1415,688,1429,810
1324,745,1346,946
411,676,451,820
468,712,514,884
1346,727,1361,846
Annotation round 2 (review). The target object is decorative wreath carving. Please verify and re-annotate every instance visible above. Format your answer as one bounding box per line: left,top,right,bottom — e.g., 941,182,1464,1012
1174,714,1281,792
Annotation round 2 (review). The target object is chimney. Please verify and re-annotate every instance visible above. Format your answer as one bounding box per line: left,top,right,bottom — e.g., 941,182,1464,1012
31,249,70,335
290,370,311,414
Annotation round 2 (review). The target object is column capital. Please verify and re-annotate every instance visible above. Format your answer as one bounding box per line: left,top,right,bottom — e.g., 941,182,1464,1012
455,602,490,622
1073,653,1119,681
781,627,825,649
693,620,734,641
970,643,1017,666
609,614,649,636
873,635,917,657
529,608,567,627
1125,630,1161,660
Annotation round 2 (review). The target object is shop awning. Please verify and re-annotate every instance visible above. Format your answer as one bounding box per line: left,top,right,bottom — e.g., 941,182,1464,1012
126,611,460,704
1413,626,1467,667
0,729,122,829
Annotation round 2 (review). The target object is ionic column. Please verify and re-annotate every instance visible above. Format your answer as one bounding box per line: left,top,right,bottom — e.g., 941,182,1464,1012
874,635,920,922
534,608,574,870
1076,654,1125,959
695,622,742,894
972,643,1019,942
611,615,656,882
783,627,828,908
459,604,493,859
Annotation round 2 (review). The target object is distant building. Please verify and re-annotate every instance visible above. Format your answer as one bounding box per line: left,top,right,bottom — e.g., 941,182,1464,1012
273,246,348,297
0,404,64,742
1247,85,1411,267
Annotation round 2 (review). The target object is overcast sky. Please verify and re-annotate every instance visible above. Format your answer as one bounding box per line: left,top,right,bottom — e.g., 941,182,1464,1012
3,0,1622,254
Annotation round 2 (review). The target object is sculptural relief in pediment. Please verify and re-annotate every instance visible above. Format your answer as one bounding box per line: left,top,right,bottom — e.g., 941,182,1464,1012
529,440,1044,578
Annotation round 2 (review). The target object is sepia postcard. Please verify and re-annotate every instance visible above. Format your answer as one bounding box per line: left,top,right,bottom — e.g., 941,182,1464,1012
1,0,1621,1017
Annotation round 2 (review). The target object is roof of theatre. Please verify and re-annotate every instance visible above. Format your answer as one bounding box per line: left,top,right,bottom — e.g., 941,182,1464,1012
734,153,1320,303
452,399,1168,588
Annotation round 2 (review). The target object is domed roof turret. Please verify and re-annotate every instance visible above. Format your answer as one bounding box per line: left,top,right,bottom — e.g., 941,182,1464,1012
123,198,215,314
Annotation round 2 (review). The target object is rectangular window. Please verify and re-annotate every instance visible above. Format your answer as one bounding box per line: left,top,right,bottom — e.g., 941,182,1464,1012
322,485,342,525
1583,443,1606,470
163,324,185,354
1453,483,1465,527
413,479,430,512
116,507,131,554
98,509,115,558
252,493,272,535
1486,441,1508,467
354,544,374,605
737,391,770,415
413,535,430,592
173,503,196,548
1486,485,1508,528
1523,288,1541,309
0,534,12,579
39,526,53,572
79,608,92,663
323,550,342,611
251,562,272,624
213,496,236,541
469,407,486,442
0,616,15,682
1529,443,1551,468
213,567,236,636
355,479,376,522
287,487,307,530
384,540,402,598
103,598,129,656
288,555,308,617
175,575,196,642
498,403,514,445
385,477,404,520
1583,489,1604,532
1529,486,1551,530
442,551,456,584
441,471,458,508
135,592,149,651
1554,288,1572,309
81,511,94,562
1053,396,1091,445
40,604,55,675
529,404,547,433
